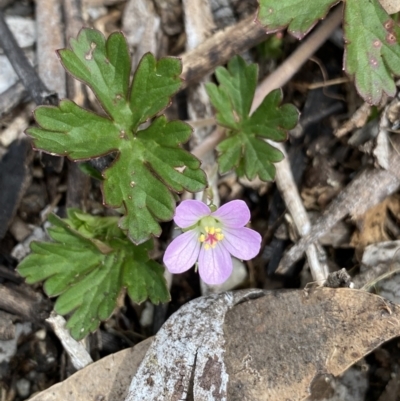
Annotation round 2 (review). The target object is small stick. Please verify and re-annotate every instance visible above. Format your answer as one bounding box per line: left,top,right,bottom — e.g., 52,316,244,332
0,284,50,324
295,77,349,91
62,0,91,210
181,14,267,88
251,5,343,112
62,0,86,103
36,0,66,98
122,0,161,68
335,102,372,138
46,312,93,370
192,127,225,159
272,143,329,282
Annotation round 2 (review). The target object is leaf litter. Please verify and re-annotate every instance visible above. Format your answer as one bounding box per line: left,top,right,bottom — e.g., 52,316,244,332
24,288,400,401
2,0,398,399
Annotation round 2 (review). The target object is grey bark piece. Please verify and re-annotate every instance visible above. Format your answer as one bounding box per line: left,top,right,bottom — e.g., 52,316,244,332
122,0,161,68
46,312,93,370
125,289,265,401
36,0,66,98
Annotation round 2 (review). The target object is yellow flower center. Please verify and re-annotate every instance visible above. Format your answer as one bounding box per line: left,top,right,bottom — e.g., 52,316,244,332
199,226,224,250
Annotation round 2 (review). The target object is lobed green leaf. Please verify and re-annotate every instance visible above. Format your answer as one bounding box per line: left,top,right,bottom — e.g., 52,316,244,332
58,29,131,122
344,0,400,104
206,55,298,181
257,0,400,105
26,29,206,243
257,0,339,39
17,210,170,340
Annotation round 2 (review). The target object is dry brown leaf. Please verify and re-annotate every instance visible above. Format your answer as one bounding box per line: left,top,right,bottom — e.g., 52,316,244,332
126,288,400,400
335,102,371,138
351,198,391,255
28,337,153,401
224,288,400,401
26,289,400,401
351,194,400,259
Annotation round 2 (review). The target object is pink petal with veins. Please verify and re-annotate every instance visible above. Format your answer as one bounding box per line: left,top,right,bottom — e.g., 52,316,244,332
174,200,210,228
163,230,200,273
222,227,261,260
198,244,233,285
211,200,250,228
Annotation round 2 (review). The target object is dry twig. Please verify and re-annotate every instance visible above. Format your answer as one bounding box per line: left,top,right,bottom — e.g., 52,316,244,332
46,312,93,370
181,14,267,87
278,136,400,272
36,0,66,98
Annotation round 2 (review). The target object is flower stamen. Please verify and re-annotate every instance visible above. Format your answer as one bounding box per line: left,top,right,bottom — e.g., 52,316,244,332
199,225,224,250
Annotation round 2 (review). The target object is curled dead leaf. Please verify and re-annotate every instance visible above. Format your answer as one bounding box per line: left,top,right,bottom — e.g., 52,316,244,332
224,288,400,400
127,288,400,401
26,288,400,401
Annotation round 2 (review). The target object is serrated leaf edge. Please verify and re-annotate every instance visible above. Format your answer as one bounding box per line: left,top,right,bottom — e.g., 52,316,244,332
255,0,342,39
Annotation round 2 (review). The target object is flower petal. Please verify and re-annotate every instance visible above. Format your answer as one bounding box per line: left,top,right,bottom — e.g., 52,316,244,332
198,244,232,285
163,230,200,273
174,200,210,228
222,227,261,260
211,200,250,228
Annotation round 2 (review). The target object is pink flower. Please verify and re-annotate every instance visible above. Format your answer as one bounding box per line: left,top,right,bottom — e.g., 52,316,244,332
163,200,262,285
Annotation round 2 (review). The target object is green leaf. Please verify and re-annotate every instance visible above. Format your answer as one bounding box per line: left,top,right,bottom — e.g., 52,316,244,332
257,0,400,105
17,209,170,340
257,0,338,39
344,0,400,104
59,30,131,122
26,29,207,244
256,34,284,60
206,55,298,181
